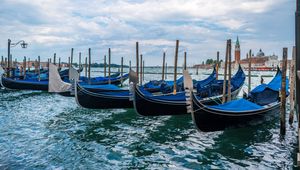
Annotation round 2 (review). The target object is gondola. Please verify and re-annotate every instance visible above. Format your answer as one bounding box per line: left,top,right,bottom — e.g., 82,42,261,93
143,76,183,93
1,67,73,91
1,76,49,90
48,64,129,98
142,68,216,93
185,67,288,132
2,64,127,91
75,82,133,109
75,73,128,85
74,68,216,109
132,65,245,116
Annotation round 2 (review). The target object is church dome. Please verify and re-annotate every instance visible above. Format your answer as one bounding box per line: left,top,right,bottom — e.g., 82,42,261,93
256,49,265,57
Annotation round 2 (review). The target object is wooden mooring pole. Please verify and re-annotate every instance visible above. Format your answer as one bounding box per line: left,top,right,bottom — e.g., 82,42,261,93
22,57,26,78
108,48,111,84
58,57,61,70
34,59,38,74
129,60,131,71
136,42,139,84
143,60,145,82
140,54,143,85
71,48,74,66
173,40,179,95
295,0,300,128
28,58,30,72
85,57,87,77
184,51,187,70
280,47,288,136
248,50,252,93
68,57,70,71
216,51,219,80
104,55,107,77
88,48,91,83
165,63,168,80
38,56,40,81
1,56,3,67
79,52,81,76
222,40,229,103
295,0,300,165
5,58,7,69
227,40,232,102
289,46,296,124
53,53,56,65
121,57,123,86
162,52,166,81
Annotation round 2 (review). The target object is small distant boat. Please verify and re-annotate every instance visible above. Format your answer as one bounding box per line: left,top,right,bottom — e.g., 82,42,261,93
132,65,245,116
185,67,288,132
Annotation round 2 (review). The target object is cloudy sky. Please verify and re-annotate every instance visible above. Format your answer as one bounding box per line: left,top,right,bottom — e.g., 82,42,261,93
0,0,296,66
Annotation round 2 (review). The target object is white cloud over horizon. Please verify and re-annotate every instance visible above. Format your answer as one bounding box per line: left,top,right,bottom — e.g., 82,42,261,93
0,0,296,66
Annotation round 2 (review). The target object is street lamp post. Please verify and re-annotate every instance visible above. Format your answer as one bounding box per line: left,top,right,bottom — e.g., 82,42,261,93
7,39,28,77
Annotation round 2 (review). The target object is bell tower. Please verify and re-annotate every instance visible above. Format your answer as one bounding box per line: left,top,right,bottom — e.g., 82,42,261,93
235,36,241,65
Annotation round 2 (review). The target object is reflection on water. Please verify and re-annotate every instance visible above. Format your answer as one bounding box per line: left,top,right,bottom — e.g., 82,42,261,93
0,68,298,169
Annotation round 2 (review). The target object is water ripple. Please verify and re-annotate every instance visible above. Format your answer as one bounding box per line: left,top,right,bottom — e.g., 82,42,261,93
0,84,298,169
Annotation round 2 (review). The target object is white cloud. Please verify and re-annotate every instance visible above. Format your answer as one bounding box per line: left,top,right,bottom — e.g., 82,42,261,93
0,0,294,65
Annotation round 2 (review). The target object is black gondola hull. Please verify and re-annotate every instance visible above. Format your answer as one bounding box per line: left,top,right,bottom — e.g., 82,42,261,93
190,93,280,132
1,76,48,91
75,84,133,109
133,86,242,116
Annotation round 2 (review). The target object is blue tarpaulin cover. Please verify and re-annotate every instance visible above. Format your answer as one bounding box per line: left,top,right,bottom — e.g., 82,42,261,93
209,98,263,111
81,84,121,90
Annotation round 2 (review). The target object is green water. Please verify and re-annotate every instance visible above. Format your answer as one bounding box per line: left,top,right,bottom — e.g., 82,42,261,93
0,68,298,169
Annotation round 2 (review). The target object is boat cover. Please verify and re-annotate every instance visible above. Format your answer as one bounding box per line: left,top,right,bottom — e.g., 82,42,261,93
49,63,71,92
81,84,121,90
209,98,263,111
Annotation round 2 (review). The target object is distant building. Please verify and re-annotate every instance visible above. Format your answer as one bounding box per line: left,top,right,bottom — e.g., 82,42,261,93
239,49,279,71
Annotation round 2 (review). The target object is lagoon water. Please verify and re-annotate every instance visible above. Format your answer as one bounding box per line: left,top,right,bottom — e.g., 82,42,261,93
0,67,298,169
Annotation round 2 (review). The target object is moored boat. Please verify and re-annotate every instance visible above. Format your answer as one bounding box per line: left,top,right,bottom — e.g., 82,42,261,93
185,67,288,132
132,65,245,116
